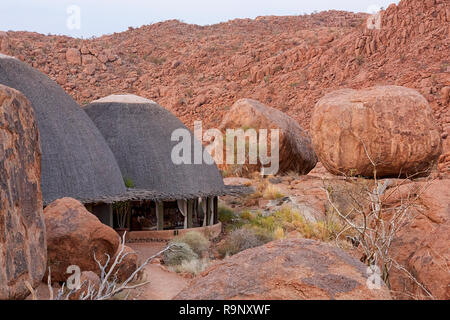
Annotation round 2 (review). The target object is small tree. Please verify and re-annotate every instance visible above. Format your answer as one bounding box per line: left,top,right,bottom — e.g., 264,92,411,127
113,201,130,229
112,177,135,229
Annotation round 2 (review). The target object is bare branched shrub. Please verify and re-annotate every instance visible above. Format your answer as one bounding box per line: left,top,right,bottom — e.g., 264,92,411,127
36,233,176,300
323,150,435,299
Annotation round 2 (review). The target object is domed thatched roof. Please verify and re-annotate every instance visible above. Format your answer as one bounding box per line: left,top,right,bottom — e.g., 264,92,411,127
84,95,226,200
0,54,126,205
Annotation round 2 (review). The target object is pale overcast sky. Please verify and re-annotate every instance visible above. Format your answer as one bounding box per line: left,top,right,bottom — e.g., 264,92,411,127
1,0,399,38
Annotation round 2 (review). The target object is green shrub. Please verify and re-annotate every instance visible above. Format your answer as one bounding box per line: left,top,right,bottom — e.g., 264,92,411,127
218,205,235,224
217,226,274,258
239,210,253,222
241,206,347,242
163,243,198,266
224,218,246,233
123,176,135,188
252,226,276,243
170,231,210,257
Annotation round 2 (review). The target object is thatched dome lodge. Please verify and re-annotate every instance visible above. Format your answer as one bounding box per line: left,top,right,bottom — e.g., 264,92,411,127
0,54,126,206
84,95,231,232
84,94,225,198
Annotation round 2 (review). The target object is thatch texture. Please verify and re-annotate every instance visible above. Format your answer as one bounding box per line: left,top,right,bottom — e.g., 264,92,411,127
75,185,254,204
84,95,226,199
0,55,126,205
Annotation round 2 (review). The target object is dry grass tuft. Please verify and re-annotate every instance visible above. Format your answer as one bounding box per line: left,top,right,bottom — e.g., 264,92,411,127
262,183,285,200
169,258,211,276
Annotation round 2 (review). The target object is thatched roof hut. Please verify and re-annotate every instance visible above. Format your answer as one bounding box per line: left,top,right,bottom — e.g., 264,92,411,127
0,54,126,205
84,95,227,201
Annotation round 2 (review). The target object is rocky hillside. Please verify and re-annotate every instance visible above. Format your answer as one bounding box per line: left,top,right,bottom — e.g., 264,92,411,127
0,0,448,137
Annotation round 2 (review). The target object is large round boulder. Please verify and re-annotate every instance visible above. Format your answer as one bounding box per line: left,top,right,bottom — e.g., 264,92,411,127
175,238,391,300
44,197,120,282
310,86,442,178
217,98,317,176
0,84,46,299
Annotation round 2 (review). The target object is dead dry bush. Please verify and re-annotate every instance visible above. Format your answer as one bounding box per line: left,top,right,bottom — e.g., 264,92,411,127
28,233,175,300
324,158,435,299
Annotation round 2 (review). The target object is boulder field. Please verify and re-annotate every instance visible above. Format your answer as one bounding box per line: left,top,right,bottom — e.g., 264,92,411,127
1,0,448,143
0,0,448,301
220,167,450,300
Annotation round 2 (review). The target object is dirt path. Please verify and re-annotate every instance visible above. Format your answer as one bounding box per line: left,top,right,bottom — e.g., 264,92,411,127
128,242,189,300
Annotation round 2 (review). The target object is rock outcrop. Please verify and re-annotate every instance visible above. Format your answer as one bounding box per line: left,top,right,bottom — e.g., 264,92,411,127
438,152,450,177
385,179,450,300
44,197,120,282
217,98,317,176
0,84,46,299
175,238,391,300
310,86,442,177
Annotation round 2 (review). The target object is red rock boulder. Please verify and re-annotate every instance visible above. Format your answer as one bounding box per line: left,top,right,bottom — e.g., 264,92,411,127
386,179,450,300
310,86,442,178
109,245,139,283
69,271,100,300
175,238,391,300
217,98,317,176
44,197,120,282
438,152,450,178
0,84,47,299
66,48,81,65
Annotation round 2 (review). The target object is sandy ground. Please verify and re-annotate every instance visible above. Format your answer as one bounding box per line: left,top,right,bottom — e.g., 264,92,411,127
128,242,189,300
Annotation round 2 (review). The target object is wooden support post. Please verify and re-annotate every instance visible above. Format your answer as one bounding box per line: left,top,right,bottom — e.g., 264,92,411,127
187,199,193,229
209,197,215,226
156,201,164,231
205,197,211,226
127,203,132,230
193,199,198,224
214,197,219,224
108,204,114,228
